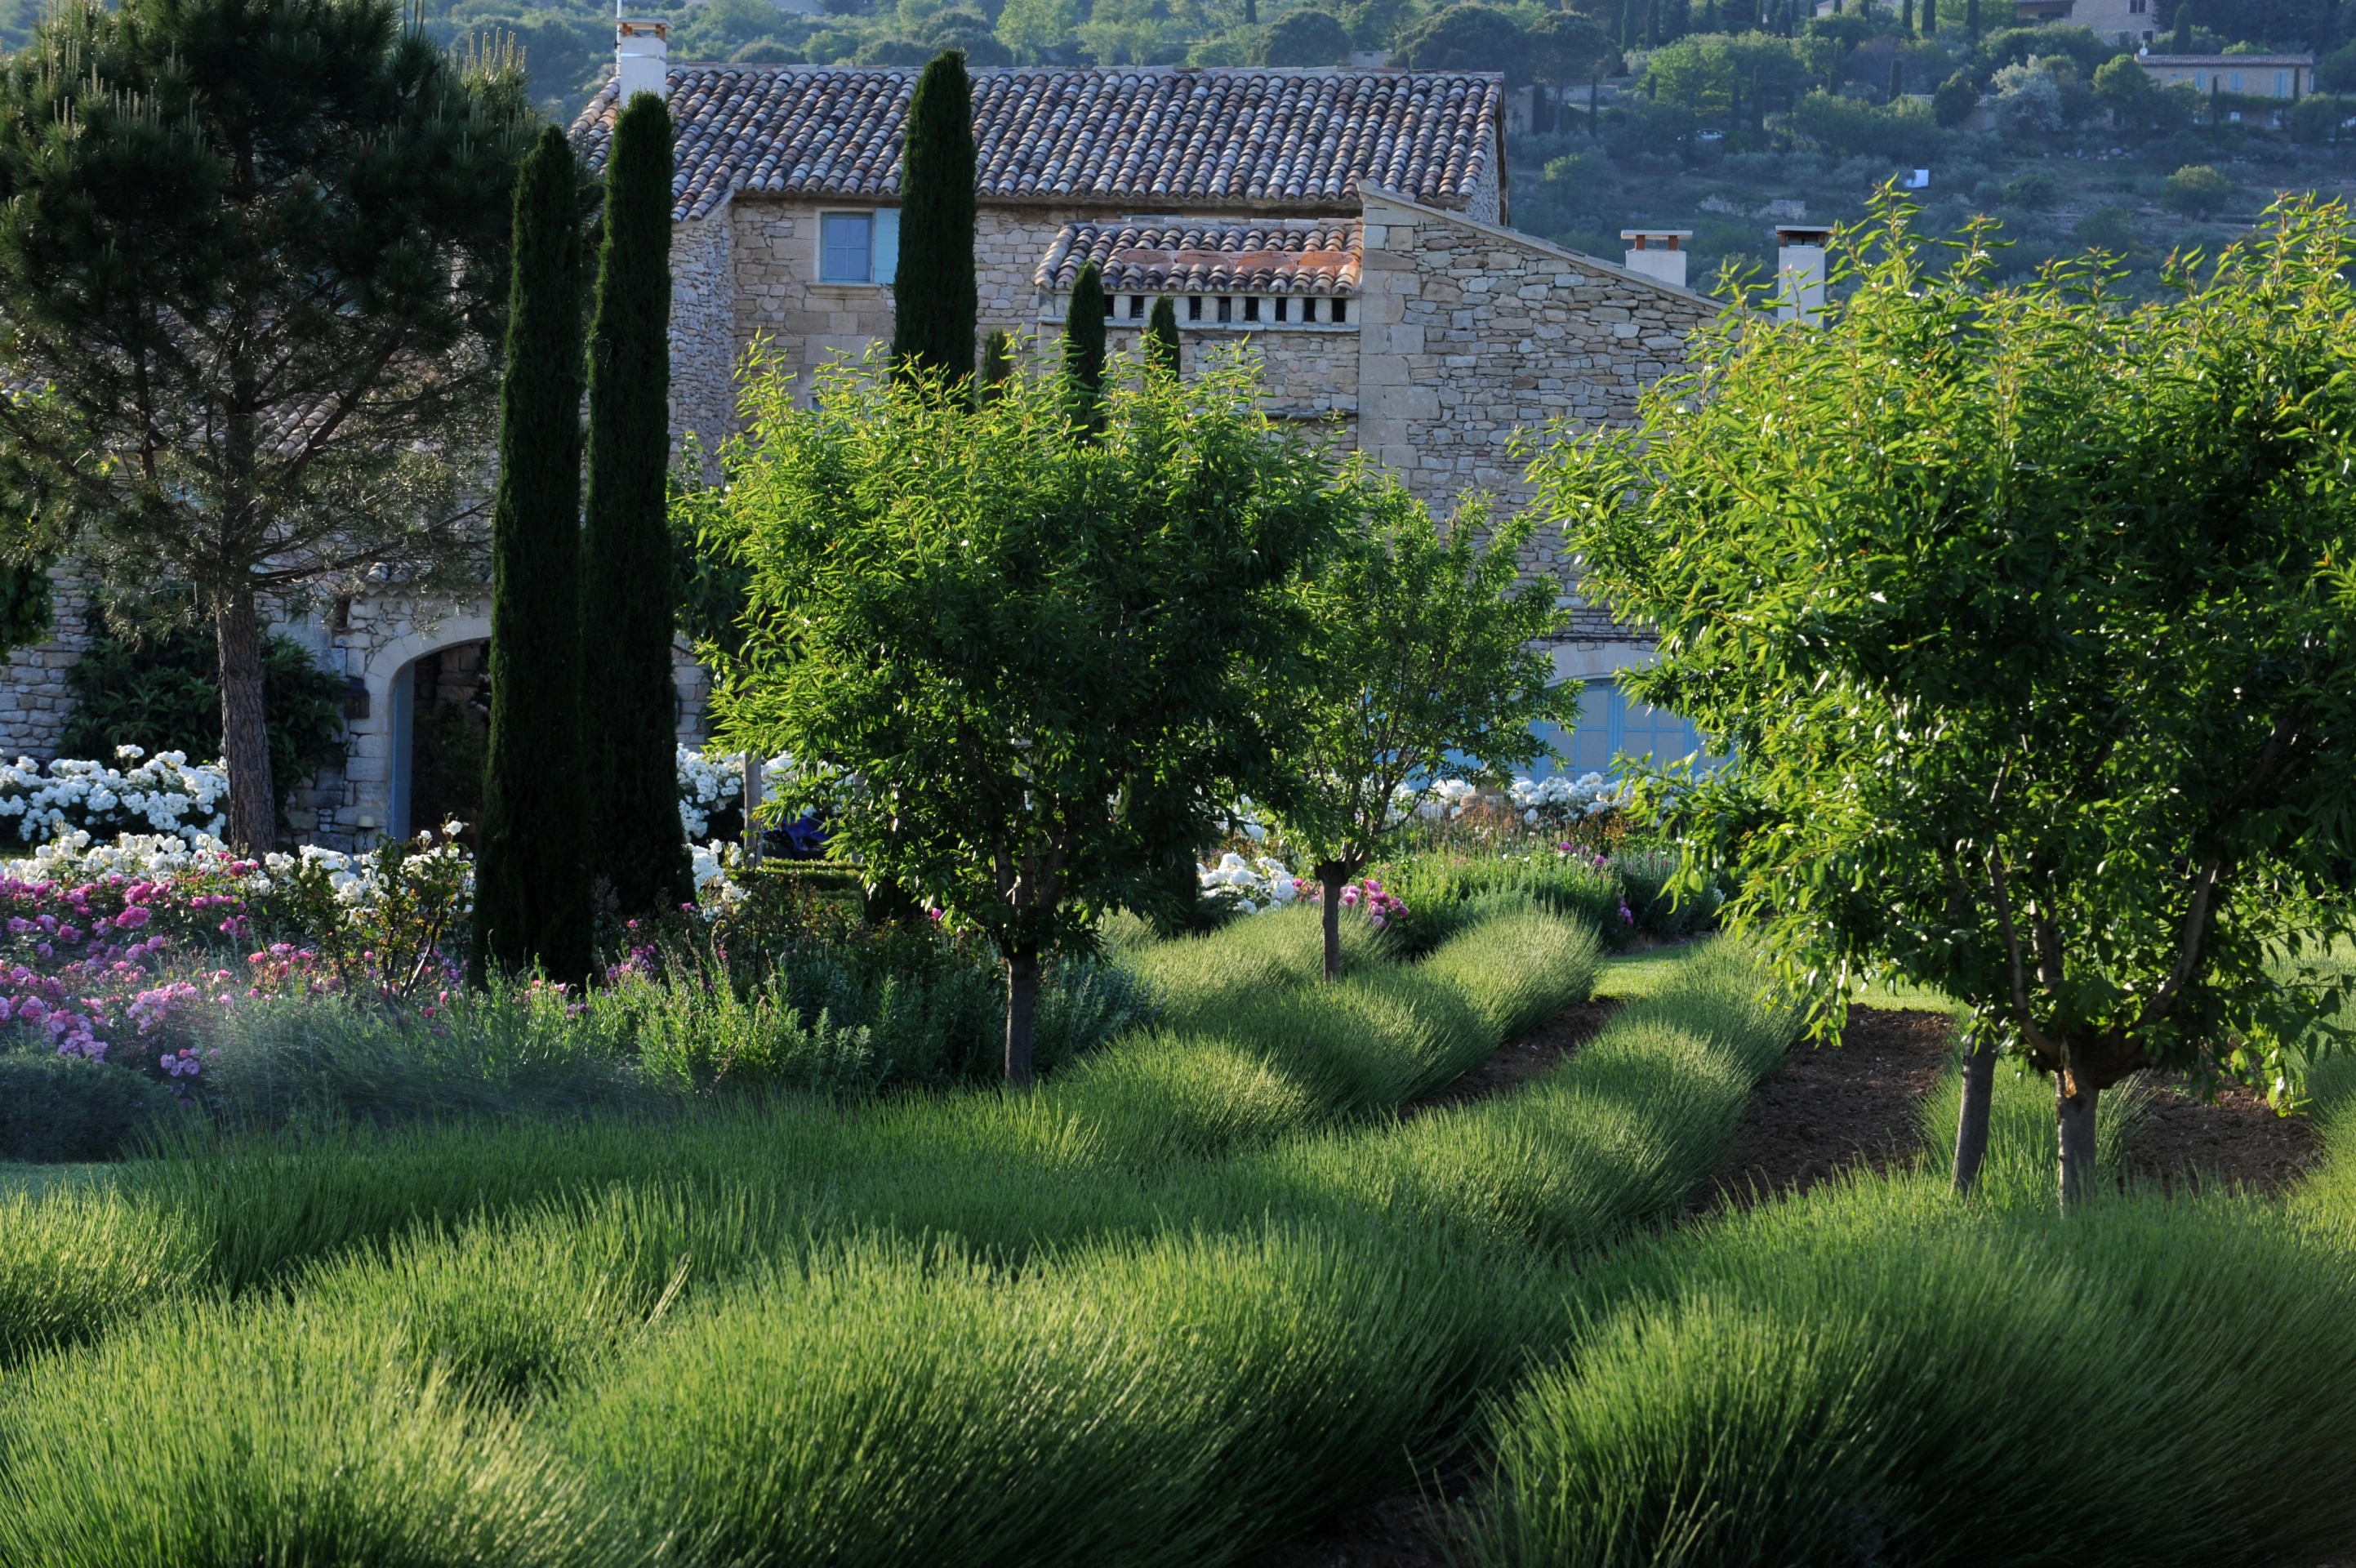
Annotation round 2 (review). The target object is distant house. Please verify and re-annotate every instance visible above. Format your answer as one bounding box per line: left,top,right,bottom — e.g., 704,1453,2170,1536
0,42,1734,840
2133,51,2314,100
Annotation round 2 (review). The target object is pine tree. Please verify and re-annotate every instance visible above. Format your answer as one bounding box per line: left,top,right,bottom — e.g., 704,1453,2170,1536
890,51,978,385
474,127,593,985
1145,296,1181,377
1063,261,1107,433
583,91,693,920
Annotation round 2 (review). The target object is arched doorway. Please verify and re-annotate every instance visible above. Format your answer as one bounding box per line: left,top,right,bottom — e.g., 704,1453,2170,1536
388,640,488,842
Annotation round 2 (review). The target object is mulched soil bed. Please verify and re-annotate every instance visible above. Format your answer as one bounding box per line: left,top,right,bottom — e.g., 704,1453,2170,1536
2123,1080,2322,1196
1694,1006,1960,1214
1401,999,1622,1118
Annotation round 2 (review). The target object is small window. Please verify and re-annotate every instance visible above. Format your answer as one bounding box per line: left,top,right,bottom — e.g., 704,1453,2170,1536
1102,291,1115,318
2276,70,2290,96
1273,297,1287,323
819,211,897,283
1243,297,1260,322
1187,296,1202,321
2229,71,2243,91
1303,298,1318,323
1330,297,1347,323
1217,297,1232,323
1129,295,1146,318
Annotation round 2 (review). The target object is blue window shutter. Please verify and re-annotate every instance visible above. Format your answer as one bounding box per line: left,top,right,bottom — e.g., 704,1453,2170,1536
874,207,900,284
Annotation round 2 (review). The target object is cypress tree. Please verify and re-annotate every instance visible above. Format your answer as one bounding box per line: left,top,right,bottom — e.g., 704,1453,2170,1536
1145,296,1180,377
474,126,593,986
890,51,978,385
1889,57,1903,99
1966,0,1980,34
979,327,1014,400
2171,3,2191,48
583,91,693,920
1902,0,1913,29
1924,0,1936,33
1063,261,1107,432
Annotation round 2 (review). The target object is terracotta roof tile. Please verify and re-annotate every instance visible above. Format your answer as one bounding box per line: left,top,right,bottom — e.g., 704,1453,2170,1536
572,66,1501,221
1035,220,1361,295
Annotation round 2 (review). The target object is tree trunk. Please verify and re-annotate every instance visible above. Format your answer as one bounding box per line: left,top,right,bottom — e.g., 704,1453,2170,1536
742,752,764,866
1951,1029,1997,1195
215,587,275,857
1320,863,1348,982
2057,1062,2099,1210
1004,948,1040,1088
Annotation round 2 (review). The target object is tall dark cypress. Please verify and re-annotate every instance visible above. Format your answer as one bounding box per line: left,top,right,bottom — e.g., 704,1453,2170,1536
979,327,1014,401
1966,0,1980,34
474,126,593,985
1923,0,1936,34
2171,3,2191,47
1144,296,1180,378
1063,261,1106,431
1888,58,1903,100
583,91,693,920
890,51,978,385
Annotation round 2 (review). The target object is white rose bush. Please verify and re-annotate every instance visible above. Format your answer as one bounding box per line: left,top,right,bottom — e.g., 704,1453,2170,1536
0,746,228,846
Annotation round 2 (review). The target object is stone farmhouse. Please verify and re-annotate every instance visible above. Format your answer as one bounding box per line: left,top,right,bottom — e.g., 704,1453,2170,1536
0,43,1725,847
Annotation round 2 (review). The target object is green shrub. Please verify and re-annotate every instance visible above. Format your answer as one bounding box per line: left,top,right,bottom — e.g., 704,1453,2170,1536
1420,901,1601,1040
0,1297,641,1567
1373,853,1620,956
0,1182,207,1367
0,1045,185,1160
2161,162,2234,218
559,1227,1500,1568
60,619,346,814
1476,1180,2356,1567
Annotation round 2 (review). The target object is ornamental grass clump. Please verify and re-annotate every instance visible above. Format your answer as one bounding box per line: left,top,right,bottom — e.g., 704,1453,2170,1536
559,1226,1494,1568
0,1182,207,1367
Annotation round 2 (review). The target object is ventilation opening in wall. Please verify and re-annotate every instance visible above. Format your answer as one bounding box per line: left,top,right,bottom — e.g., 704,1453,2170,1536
1274,298,1288,322
1188,296,1202,321
1217,297,1232,323
1129,296,1145,318
1243,297,1260,322
1332,298,1347,323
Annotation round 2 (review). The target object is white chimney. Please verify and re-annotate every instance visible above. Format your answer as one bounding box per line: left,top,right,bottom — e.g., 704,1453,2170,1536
1620,229,1692,290
616,11,669,104
1775,225,1833,326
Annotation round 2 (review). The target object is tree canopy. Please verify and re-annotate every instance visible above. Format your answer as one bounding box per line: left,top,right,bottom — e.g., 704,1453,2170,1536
1535,194,2356,1206
0,0,530,852
697,346,1347,1083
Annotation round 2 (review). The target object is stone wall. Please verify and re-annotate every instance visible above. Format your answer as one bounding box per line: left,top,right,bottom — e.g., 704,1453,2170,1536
670,207,738,461
0,568,92,760
1355,186,1709,643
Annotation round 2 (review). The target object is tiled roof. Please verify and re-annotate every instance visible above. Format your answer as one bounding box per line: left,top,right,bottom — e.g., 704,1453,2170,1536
572,66,1502,221
1035,220,1361,295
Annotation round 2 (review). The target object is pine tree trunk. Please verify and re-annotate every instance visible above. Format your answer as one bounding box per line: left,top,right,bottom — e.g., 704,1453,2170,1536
1004,947,1040,1088
215,586,275,856
1951,1029,1997,1195
1320,863,1347,982
2057,1060,2099,1210
474,127,592,987
583,91,693,919
892,53,978,385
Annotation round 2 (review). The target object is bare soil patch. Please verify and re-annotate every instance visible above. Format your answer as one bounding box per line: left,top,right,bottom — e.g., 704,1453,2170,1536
2124,1080,2321,1196
1403,998,1623,1118
1695,1006,1958,1214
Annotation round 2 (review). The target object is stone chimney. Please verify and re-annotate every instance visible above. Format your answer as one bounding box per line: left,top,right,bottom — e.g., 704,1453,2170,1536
1620,229,1691,291
616,8,669,104
1775,225,1833,326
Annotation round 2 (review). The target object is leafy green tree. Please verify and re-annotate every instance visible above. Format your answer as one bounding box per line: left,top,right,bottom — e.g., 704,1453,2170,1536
583,91,693,919
1399,4,1534,84
2093,54,2195,135
1262,6,1350,62
1272,493,1571,981
1934,69,1978,124
892,51,978,385
2162,162,2235,217
701,349,1343,1085
0,0,529,853
1063,261,1107,431
1535,198,2356,1208
1145,296,1181,377
995,0,1077,61
474,128,592,986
